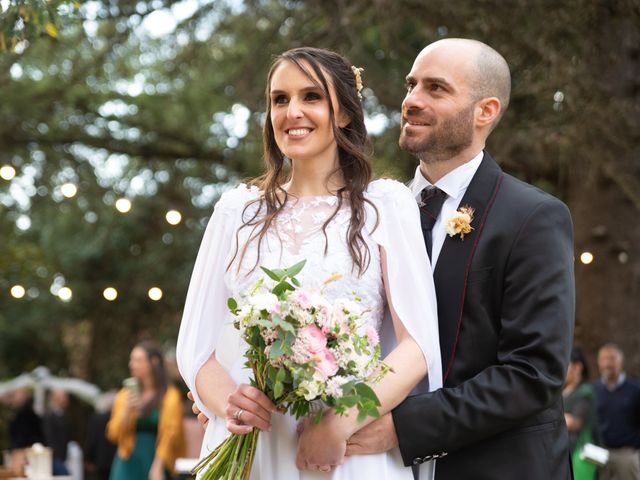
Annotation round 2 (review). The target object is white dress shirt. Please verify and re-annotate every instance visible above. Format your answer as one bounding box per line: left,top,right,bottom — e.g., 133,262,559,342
410,151,484,266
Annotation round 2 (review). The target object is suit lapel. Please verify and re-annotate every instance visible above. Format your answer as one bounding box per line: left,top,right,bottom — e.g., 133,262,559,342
433,152,503,382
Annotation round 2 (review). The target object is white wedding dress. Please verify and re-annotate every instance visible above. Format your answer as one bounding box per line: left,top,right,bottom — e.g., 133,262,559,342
177,179,442,479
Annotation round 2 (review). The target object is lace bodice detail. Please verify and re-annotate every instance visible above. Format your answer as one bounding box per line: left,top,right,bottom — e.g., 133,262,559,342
225,191,386,332
271,196,348,255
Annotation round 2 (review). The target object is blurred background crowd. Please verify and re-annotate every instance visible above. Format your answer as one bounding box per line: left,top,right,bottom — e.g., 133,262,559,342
0,341,202,479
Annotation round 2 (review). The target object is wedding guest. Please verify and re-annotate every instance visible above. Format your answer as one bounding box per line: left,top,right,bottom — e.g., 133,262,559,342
8,388,44,475
107,341,185,480
563,348,597,480
85,392,117,480
594,343,640,480
43,389,72,475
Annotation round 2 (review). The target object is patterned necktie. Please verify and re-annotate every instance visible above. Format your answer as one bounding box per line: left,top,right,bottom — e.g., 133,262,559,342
419,186,447,260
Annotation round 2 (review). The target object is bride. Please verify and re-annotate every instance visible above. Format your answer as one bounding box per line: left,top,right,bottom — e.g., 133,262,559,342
176,46,441,478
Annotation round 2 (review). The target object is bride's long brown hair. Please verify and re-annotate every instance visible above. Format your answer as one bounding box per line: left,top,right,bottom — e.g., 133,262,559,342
230,47,378,275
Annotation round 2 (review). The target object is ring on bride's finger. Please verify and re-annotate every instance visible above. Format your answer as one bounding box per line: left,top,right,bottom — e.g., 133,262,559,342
234,408,244,422
319,466,331,472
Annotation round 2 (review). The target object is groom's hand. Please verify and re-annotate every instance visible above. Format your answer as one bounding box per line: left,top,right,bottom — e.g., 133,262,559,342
187,391,209,429
296,416,347,471
346,413,398,455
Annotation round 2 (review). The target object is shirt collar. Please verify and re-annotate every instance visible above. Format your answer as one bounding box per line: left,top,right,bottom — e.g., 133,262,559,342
411,150,485,200
601,372,626,391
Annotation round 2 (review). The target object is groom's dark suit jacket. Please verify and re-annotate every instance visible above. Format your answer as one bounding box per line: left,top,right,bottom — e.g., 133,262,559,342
393,152,575,479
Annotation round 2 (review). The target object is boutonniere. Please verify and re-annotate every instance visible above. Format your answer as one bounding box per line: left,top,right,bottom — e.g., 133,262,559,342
445,206,475,239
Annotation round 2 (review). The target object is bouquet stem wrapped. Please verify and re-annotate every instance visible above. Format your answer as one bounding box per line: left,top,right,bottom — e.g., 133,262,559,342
192,260,391,480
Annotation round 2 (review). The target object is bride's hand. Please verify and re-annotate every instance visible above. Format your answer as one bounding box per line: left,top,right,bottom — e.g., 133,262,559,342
225,384,276,435
295,415,347,472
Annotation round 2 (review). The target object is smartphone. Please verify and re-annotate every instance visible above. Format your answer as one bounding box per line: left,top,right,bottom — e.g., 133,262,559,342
122,377,140,396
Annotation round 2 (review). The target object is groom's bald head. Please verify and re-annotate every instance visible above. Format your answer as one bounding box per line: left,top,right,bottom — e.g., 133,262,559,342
418,39,511,125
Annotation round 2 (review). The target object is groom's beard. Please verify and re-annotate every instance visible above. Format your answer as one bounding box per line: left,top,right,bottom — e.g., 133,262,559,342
399,102,475,164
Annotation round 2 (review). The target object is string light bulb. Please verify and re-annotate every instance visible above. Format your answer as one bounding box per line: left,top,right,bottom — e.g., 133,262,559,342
60,183,78,198
580,252,594,265
10,285,26,299
58,287,73,302
148,287,163,301
0,165,16,180
103,287,118,301
115,198,132,213
166,210,182,225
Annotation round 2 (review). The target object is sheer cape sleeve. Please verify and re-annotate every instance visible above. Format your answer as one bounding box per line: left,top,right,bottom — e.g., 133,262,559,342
176,184,258,420
366,179,442,393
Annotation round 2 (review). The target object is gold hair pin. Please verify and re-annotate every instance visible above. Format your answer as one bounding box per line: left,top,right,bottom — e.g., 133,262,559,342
351,66,364,99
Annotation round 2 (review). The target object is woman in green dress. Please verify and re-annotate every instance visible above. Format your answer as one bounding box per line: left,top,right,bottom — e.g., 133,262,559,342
107,341,185,480
563,348,598,480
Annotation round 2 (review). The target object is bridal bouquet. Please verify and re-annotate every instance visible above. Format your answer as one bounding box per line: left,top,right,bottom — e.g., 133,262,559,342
192,260,391,480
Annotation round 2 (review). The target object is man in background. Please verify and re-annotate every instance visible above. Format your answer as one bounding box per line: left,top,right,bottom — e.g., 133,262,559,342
42,389,71,476
594,343,640,480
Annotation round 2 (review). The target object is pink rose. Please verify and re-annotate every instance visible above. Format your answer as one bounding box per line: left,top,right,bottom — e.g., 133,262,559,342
299,325,327,354
364,326,379,346
314,349,339,378
289,289,311,309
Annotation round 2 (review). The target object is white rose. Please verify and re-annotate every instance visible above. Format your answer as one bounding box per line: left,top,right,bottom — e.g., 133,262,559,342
300,379,322,401
250,293,279,312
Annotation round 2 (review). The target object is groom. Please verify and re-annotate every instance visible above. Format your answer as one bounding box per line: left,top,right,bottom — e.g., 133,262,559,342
344,38,575,479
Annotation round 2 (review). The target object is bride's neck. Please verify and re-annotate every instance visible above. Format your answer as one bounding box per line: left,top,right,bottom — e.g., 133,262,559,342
284,163,344,197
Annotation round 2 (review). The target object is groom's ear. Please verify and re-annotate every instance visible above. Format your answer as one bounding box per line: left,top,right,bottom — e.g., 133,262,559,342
475,97,501,129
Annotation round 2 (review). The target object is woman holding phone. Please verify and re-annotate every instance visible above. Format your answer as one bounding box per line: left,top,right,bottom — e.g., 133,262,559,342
107,341,185,480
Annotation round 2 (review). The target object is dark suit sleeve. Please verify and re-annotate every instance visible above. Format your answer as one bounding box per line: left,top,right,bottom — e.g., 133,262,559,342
392,197,575,464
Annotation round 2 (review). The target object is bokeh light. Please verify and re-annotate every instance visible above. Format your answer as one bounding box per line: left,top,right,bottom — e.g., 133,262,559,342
166,209,182,225
0,165,16,180
580,252,594,265
148,287,163,301
115,198,132,213
60,182,78,198
58,287,73,302
10,285,26,299
103,287,118,301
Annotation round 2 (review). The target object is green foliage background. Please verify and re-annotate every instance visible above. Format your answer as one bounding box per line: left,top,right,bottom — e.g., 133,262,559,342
1,0,639,387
